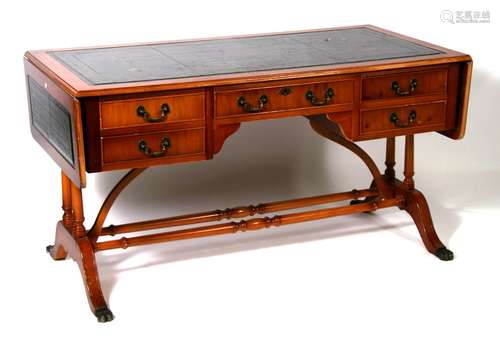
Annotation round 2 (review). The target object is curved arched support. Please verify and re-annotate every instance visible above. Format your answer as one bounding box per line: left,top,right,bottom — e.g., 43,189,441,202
88,168,146,241
307,114,393,200
213,123,241,154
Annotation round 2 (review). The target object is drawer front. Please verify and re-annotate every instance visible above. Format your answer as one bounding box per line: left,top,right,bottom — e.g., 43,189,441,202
100,91,205,129
360,101,446,136
215,79,353,117
362,67,448,101
102,128,205,164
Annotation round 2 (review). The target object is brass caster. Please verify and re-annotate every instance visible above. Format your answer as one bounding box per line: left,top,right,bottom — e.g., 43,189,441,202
435,247,454,261
95,306,114,323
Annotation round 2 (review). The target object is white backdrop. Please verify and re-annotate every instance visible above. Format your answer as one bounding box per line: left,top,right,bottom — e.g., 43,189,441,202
1,1,499,336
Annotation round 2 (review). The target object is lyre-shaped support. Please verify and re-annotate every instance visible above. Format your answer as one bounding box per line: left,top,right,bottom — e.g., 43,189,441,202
307,115,453,260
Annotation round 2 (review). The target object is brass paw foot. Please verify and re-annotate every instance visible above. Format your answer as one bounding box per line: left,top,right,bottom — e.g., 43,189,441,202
46,244,67,261
95,307,114,323
435,247,454,261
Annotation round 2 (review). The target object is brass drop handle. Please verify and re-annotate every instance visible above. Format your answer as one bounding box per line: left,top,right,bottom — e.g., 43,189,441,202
390,110,417,128
137,103,170,123
391,79,417,96
237,95,268,112
138,137,171,157
305,88,334,106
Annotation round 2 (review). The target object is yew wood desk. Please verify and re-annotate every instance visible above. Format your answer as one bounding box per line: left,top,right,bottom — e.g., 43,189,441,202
24,25,472,322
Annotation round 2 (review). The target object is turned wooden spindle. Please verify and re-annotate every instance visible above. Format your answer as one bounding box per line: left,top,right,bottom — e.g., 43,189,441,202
61,172,73,227
95,196,404,251
231,216,282,232
70,182,86,238
385,137,396,180
218,204,265,220
403,135,415,190
99,188,378,237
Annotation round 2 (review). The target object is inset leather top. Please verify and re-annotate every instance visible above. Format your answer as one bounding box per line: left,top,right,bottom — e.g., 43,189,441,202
48,27,441,85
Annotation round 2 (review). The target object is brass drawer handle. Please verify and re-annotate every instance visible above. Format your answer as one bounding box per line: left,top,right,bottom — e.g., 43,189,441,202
138,137,171,157
237,95,268,112
390,110,417,128
305,88,334,106
136,103,170,123
391,79,417,96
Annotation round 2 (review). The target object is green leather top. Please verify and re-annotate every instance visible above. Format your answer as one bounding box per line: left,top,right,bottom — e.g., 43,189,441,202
49,27,441,85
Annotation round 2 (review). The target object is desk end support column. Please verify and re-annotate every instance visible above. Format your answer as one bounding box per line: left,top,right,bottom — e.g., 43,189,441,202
308,115,453,261
396,135,454,261
46,172,114,322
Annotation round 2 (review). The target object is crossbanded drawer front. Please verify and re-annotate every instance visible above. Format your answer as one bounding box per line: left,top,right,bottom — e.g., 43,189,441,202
215,79,353,118
362,67,448,101
100,91,205,129
101,128,205,164
360,101,446,136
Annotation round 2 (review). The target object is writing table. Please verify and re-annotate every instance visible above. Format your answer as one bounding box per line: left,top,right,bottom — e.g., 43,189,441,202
24,25,472,322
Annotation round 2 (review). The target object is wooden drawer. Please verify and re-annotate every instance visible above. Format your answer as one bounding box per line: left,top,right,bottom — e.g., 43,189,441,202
101,128,205,165
360,101,446,137
215,78,353,118
362,67,448,101
100,91,205,129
